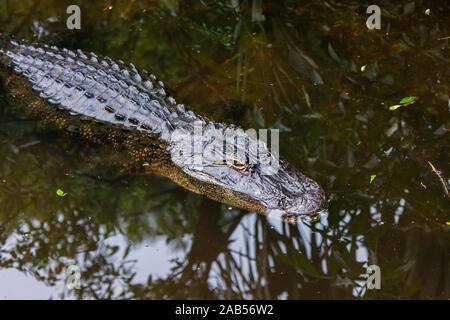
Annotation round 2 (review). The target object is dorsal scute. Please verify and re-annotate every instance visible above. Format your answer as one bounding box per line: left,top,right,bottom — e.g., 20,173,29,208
2,39,197,137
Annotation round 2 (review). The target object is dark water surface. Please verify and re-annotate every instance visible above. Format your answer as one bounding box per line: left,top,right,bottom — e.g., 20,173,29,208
0,0,448,299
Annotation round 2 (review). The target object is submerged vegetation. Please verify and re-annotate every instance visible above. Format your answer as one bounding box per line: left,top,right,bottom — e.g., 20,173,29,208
0,0,448,299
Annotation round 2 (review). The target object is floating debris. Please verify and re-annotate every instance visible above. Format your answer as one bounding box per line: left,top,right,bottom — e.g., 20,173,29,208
425,9,431,15
56,189,68,197
370,175,376,183
389,105,402,111
399,96,415,104
389,96,416,110
428,161,449,196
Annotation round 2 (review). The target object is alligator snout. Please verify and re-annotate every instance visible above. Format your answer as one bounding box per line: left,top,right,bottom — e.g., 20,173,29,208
288,190,327,215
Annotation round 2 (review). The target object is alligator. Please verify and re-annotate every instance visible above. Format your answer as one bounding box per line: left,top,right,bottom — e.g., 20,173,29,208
0,38,327,223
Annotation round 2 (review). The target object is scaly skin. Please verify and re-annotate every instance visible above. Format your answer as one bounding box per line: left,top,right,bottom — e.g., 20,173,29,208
0,39,327,222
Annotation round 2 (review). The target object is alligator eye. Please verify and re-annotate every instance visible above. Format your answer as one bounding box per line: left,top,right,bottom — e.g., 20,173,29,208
226,156,248,174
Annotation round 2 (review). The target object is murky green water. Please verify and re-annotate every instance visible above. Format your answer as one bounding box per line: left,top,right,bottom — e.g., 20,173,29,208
0,0,448,299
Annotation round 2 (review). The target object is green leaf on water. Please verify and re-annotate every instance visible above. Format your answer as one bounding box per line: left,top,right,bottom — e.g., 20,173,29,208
399,96,415,104
56,189,67,197
370,175,376,183
425,9,430,15
390,96,416,110
360,65,367,72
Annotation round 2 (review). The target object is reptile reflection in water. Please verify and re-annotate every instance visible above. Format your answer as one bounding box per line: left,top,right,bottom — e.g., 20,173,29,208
0,38,327,222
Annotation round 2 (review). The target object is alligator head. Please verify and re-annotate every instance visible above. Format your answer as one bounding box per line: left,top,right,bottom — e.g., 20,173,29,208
167,123,327,222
